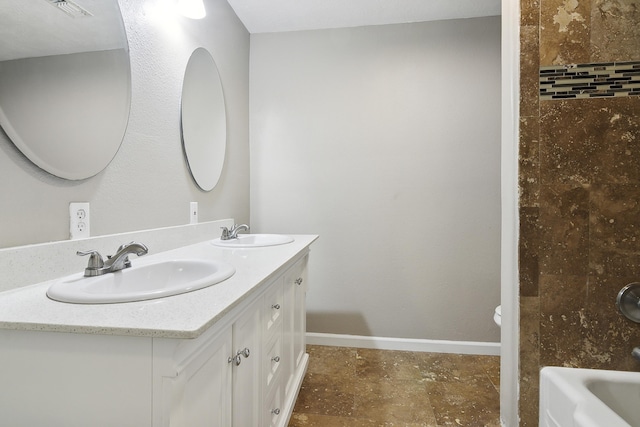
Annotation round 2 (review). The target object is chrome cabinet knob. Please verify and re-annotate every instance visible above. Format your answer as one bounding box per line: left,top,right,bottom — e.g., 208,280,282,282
271,356,280,363
228,354,241,366
228,348,250,366
271,408,280,415
295,278,303,286
272,303,280,310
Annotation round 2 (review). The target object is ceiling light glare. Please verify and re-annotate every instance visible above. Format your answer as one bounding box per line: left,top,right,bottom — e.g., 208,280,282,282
177,0,206,19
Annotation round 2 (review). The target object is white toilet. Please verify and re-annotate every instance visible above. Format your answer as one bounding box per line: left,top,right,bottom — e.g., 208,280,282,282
493,305,501,327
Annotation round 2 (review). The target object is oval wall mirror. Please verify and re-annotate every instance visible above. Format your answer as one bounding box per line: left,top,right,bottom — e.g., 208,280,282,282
0,0,131,180
181,47,227,192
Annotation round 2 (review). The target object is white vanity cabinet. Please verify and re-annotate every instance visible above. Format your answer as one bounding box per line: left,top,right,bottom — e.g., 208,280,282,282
154,257,310,427
0,242,314,427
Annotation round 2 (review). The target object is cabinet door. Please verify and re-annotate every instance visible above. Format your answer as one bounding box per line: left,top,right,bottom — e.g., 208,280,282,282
292,257,308,371
283,255,308,397
232,300,261,427
282,265,295,397
182,331,232,427
160,328,233,427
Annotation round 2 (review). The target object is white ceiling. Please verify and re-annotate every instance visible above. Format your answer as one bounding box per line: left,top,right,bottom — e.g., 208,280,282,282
0,0,125,61
225,0,501,34
0,0,501,61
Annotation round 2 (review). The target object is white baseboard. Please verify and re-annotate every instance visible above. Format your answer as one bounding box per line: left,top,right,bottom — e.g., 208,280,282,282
306,332,500,356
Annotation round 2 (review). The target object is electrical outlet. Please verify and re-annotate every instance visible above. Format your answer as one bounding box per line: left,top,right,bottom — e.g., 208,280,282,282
70,202,90,239
190,202,198,224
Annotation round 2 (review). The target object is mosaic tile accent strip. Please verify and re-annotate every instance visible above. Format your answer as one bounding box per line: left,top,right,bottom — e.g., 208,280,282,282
539,61,640,100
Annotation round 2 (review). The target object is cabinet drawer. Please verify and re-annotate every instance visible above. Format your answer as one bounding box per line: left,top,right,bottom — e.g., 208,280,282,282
263,278,284,337
264,332,283,391
263,381,284,427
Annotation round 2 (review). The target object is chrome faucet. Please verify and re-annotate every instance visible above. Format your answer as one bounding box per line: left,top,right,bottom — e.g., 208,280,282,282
77,242,148,277
220,224,249,240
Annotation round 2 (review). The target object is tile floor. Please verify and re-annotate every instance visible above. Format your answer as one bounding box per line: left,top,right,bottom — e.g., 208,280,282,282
288,345,500,427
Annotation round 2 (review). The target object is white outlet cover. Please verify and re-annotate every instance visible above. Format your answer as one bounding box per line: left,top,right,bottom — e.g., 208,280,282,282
70,202,90,239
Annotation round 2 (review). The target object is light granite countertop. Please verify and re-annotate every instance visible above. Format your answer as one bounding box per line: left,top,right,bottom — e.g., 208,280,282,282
0,235,318,339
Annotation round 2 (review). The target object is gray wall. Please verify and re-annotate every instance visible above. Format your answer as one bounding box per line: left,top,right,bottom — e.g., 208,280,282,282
250,16,501,342
0,0,250,249
1,4,501,344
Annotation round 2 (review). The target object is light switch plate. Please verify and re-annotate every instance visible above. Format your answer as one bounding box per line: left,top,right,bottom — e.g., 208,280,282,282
190,202,198,224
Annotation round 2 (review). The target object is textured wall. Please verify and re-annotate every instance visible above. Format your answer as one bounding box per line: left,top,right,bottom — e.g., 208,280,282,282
0,0,250,249
519,0,640,424
250,17,501,343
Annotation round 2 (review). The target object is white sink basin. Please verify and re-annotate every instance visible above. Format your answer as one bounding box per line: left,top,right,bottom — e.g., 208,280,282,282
47,259,235,304
211,234,294,248
540,366,640,427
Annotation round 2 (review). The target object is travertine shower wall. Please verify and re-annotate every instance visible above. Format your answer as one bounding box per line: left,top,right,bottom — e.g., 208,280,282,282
519,0,640,424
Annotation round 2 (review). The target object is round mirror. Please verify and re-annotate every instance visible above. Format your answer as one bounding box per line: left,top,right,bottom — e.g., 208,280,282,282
0,0,131,180
181,47,227,192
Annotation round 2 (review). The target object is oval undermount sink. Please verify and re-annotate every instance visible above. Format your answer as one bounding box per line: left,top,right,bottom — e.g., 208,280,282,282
211,234,294,248
47,259,235,304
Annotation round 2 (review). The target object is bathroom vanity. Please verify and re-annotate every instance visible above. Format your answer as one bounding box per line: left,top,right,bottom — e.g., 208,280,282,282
0,235,317,427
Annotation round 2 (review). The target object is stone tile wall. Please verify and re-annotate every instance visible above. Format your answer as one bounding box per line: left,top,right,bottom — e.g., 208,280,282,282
519,0,640,425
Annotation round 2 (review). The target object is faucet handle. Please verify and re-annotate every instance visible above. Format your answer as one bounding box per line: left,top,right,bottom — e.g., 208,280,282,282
77,250,105,276
220,226,231,240
77,250,104,268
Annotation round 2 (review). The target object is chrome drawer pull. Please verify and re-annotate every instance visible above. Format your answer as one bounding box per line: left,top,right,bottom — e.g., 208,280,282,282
228,354,241,366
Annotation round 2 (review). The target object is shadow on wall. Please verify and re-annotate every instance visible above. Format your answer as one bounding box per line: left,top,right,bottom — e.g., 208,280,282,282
307,311,371,337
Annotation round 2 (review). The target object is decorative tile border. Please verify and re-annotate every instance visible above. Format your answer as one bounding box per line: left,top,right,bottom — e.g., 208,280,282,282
539,61,640,100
